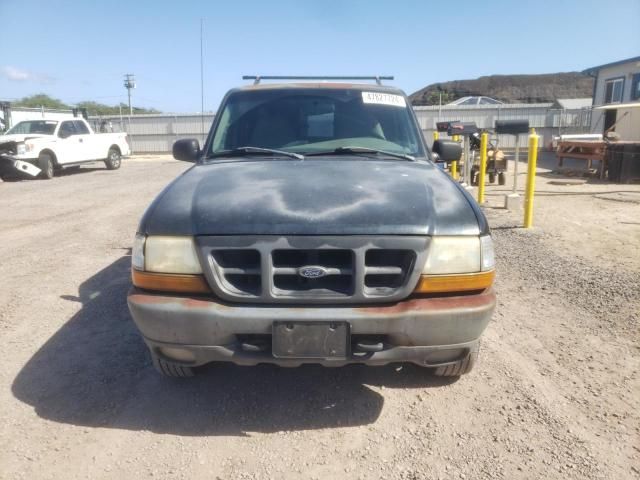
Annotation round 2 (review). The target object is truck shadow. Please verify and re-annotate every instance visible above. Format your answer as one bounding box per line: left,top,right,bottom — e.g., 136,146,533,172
56,165,106,177
11,255,455,437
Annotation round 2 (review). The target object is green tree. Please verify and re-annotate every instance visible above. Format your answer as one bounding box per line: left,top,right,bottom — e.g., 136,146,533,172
12,94,161,115
14,94,69,109
76,101,160,116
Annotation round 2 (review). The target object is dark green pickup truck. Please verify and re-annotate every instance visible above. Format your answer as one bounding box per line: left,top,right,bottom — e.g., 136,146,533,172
127,78,495,378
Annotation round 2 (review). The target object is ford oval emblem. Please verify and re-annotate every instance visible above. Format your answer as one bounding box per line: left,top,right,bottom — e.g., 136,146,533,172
298,266,328,279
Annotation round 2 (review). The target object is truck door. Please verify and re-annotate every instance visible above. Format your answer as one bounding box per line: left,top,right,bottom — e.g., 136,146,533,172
72,120,93,160
56,121,82,164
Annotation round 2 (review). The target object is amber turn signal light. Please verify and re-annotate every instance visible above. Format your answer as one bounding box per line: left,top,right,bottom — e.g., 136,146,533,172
414,270,495,294
131,269,211,294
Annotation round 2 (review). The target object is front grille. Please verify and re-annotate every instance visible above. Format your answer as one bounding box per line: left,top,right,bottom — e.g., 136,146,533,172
272,249,354,297
211,249,261,296
364,249,416,294
199,236,428,304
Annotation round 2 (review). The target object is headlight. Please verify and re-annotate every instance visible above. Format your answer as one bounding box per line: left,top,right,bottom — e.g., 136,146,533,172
415,235,495,294
423,236,481,274
480,235,495,272
131,235,209,293
143,236,202,274
132,233,146,270
16,143,26,155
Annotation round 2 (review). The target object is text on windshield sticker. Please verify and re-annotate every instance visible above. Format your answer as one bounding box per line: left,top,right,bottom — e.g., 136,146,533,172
361,92,406,108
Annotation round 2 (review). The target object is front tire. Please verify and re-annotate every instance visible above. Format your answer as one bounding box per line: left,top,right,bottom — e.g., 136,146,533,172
38,152,54,179
104,148,121,170
151,353,194,378
433,342,479,377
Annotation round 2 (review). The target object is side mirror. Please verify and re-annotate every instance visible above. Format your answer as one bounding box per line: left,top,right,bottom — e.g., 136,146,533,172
173,138,201,162
432,140,462,162
58,131,71,139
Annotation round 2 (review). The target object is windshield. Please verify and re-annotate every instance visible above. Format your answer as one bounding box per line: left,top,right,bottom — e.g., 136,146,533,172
209,88,426,158
6,120,58,135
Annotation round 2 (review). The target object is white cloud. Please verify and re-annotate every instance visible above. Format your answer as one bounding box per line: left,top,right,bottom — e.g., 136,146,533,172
1,66,55,84
2,66,30,81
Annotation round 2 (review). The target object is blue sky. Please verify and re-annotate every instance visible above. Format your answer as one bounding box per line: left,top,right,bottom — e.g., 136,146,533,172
1,0,639,113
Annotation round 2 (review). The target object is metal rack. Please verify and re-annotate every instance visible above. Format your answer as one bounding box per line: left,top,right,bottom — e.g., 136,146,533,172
242,75,394,85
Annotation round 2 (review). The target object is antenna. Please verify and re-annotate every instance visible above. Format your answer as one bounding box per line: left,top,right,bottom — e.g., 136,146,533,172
123,73,136,115
200,19,205,141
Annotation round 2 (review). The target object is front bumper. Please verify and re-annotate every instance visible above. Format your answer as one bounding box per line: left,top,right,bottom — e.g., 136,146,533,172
0,155,41,177
127,287,496,367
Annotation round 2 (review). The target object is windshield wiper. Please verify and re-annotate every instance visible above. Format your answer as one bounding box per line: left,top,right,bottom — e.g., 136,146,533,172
207,146,304,160
305,147,414,161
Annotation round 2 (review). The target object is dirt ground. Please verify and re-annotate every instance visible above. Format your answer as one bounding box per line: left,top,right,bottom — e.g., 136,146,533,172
0,153,638,480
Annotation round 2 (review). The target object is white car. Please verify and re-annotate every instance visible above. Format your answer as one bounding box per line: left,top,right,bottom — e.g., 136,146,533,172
0,118,130,179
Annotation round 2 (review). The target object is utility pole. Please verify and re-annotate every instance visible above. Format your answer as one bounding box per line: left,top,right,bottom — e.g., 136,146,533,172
123,73,136,115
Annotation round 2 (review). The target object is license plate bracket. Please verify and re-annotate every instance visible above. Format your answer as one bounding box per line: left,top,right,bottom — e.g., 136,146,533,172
272,321,350,359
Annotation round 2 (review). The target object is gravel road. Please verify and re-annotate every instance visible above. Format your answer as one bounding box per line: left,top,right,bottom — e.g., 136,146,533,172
0,156,638,480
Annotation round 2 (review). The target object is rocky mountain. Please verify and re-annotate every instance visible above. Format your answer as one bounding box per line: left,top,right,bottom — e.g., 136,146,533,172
409,72,594,105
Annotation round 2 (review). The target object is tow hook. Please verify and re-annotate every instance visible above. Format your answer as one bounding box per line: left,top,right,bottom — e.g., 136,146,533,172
240,341,269,352
354,341,384,353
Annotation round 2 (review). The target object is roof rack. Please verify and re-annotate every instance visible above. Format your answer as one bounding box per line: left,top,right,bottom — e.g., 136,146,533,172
242,75,394,86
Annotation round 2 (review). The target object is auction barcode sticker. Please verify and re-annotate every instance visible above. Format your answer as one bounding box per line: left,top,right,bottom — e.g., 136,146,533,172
361,91,406,107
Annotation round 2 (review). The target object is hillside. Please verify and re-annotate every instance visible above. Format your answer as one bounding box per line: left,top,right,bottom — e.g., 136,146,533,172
409,72,594,105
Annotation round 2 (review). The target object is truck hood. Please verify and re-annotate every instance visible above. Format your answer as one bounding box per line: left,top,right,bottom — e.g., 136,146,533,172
0,133,49,144
140,158,483,236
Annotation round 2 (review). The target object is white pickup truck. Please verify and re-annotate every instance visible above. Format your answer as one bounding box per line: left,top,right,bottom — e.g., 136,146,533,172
0,118,130,179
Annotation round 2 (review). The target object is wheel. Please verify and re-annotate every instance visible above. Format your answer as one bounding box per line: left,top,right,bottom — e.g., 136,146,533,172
498,172,506,185
104,148,121,170
38,152,55,179
488,172,496,184
151,352,194,378
433,342,479,377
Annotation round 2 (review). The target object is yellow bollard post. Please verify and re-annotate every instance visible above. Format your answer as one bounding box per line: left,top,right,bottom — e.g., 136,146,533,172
450,135,460,179
433,131,439,142
478,132,488,204
524,130,539,228
451,160,458,180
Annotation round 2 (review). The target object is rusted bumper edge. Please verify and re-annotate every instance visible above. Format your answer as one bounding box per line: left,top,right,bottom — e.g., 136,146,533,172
127,288,496,367
0,155,41,177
